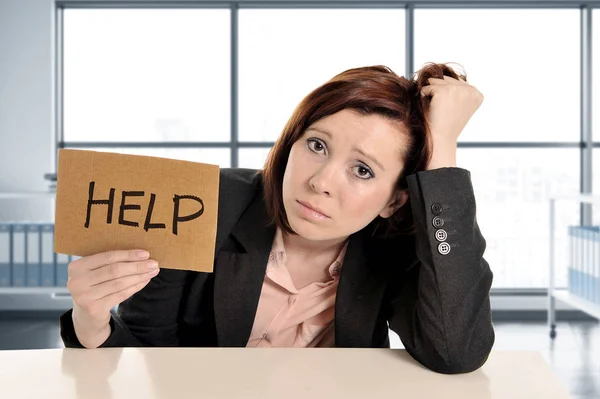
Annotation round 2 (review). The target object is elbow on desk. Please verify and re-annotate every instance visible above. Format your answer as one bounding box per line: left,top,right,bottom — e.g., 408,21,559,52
441,270,496,374
444,346,493,375
449,332,496,375
414,328,496,375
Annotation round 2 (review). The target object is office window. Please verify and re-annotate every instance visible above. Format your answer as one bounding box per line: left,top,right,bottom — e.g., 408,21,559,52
594,149,600,227
415,9,581,289
238,9,405,142
591,12,599,227
594,149,600,197
63,9,231,143
70,148,230,168
594,10,600,142
458,148,580,288
414,9,580,143
239,148,272,170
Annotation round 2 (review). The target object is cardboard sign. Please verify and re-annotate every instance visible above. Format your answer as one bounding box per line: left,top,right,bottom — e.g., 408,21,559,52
54,149,220,273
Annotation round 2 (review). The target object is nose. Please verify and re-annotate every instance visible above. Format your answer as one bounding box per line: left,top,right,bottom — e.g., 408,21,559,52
309,165,337,196
309,178,329,195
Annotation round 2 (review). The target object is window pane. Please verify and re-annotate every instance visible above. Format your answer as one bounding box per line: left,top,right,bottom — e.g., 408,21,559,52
415,9,580,142
64,9,230,142
458,148,579,288
594,147,600,201
593,10,600,142
239,9,405,142
70,148,230,168
238,148,272,170
594,149,600,225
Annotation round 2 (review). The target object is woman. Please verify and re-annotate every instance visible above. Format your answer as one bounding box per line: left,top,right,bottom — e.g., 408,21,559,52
60,63,495,375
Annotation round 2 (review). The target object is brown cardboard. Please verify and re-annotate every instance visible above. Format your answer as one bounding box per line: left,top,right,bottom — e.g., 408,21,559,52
54,149,220,273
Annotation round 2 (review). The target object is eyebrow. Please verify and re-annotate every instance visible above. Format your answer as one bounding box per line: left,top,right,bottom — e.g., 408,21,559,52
306,127,386,171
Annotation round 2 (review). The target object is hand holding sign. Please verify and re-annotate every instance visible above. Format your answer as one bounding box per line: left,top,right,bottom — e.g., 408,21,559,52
54,150,220,348
68,249,159,348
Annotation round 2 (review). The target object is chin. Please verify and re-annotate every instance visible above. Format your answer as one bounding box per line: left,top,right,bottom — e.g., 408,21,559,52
287,216,331,240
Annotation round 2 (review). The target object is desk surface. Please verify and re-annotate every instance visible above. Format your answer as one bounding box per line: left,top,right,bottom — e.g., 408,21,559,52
0,348,571,399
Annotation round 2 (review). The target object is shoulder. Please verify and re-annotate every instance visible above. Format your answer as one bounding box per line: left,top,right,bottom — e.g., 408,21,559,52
214,168,264,250
217,166,263,206
219,167,261,191
217,167,263,208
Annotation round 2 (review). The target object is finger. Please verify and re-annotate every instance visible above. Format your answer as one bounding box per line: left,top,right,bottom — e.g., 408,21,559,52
95,276,156,314
87,260,159,287
427,77,448,85
75,249,150,272
420,85,436,97
90,268,159,301
442,75,460,83
442,76,468,86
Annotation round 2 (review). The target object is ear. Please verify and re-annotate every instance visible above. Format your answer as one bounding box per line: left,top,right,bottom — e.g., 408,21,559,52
379,189,409,219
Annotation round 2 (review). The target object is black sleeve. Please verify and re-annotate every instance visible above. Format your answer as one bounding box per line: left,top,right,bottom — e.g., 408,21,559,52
386,167,495,374
60,268,195,348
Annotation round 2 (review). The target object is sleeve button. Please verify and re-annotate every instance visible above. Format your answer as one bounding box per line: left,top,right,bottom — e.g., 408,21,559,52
438,242,451,255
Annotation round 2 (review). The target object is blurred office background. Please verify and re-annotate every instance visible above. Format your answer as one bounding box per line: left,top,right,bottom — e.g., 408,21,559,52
0,1,599,397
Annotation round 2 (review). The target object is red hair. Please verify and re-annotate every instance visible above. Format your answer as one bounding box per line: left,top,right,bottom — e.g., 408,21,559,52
258,62,466,238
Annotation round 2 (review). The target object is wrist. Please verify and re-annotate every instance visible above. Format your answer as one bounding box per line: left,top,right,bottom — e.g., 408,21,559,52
72,305,112,348
427,150,457,170
78,323,111,349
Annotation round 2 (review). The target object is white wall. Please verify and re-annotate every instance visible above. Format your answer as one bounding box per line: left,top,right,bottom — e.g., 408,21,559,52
0,0,55,222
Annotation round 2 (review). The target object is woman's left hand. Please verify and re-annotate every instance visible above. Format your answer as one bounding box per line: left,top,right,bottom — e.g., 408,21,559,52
420,76,484,170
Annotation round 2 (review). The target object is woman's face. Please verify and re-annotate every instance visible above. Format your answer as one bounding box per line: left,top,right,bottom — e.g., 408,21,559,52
282,109,409,241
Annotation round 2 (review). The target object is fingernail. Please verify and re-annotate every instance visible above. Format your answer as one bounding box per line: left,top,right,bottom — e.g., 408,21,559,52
148,268,160,276
138,250,150,259
147,261,159,270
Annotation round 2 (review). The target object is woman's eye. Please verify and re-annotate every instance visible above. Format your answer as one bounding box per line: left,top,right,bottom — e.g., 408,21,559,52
354,165,374,180
308,138,326,154
307,138,374,180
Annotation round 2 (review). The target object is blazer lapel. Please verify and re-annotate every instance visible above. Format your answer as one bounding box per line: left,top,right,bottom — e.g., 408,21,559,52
213,191,276,347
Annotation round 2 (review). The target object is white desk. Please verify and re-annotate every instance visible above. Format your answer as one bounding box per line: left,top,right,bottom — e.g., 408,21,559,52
0,348,571,399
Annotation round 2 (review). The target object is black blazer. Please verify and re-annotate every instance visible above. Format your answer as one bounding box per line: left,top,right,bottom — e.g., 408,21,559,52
60,166,495,374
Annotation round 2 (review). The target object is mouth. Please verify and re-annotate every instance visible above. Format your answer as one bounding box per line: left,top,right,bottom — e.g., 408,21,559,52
296,200,330,220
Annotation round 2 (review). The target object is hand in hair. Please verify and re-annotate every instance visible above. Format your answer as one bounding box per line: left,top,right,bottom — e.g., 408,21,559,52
419,73,484,170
